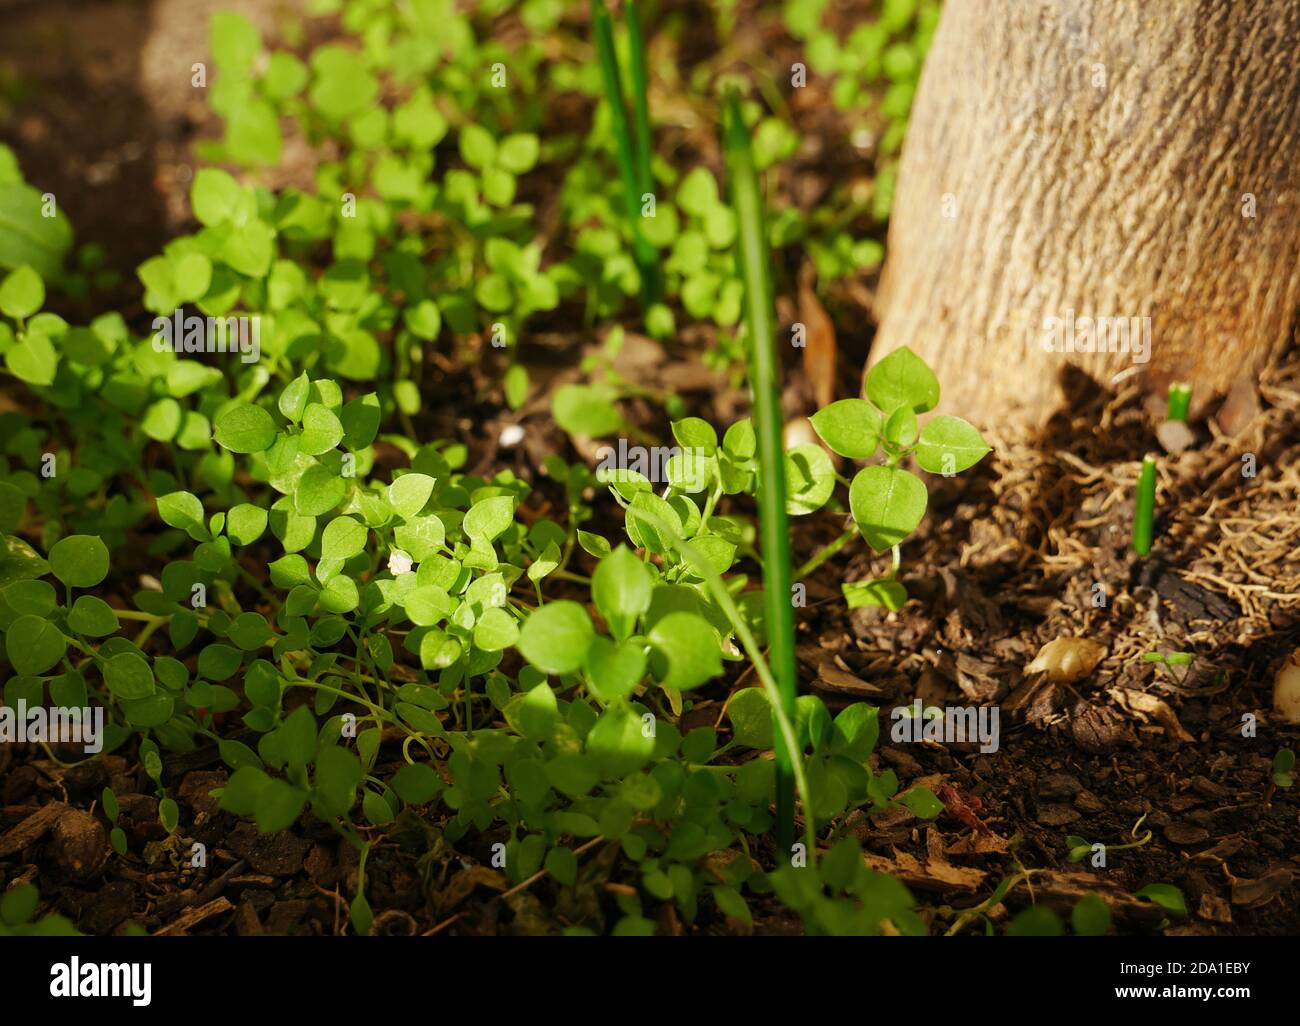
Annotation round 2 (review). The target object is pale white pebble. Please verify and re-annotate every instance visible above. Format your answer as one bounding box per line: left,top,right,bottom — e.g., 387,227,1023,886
499,424,525,448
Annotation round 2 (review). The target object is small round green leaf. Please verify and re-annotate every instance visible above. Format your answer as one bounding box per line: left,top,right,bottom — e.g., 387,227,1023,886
320,516,368,561
49,534,110,588
914,415,991,475
388,473,435,520
473,606,519,651
866,345,940,414
299,403,344,456
518,600,594,675
809,398,882,459
591,546,652,641
6,615,66,675
214,403,277,454
849,466,927,551
103,651,155,700
0,265,44,319
647,611,722,690
226,504,269,546
784,444,835,515
68,596,119,637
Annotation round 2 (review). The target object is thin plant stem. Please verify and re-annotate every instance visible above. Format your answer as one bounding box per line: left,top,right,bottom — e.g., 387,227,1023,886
795,527,857,579
625,0,660,304
723,90,798,853
591,0,657,311
629,505,816,864
1132,454,1157,556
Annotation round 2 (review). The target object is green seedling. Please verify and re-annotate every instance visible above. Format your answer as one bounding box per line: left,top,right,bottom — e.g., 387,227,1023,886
1271,748,1295,792
1132,453,1157,555
1141,649,1194,685
102,786,128,855
1134,882,1189,921
807,346,990,609
1067,813,1153,863
1166,382,1192,422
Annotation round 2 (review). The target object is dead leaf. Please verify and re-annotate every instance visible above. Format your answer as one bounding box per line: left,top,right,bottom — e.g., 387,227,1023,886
954,652,1008,703
1230,866,1293,908
1108,686,1195,742
936,782,995,835
945,832,1010,855
798,272,836,409
1197,892,1232,924
812,663,887,698
860,848,986,892
435,865,508,916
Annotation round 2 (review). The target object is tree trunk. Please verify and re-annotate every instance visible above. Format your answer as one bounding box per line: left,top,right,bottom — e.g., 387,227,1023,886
869,0,1300,431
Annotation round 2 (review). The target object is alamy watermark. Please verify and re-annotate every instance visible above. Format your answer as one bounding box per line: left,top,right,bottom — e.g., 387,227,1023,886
151,306,261,363
0,701,104,754
595,439,709,492
1039,309,1151,365
890,700,1000,753
50,958,151,1006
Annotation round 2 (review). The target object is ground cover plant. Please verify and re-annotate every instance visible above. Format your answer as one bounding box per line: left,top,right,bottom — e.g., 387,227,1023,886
0,0,1296,940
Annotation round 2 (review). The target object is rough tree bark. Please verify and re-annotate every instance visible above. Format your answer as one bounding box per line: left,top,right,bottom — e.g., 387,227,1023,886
869,0,1300,432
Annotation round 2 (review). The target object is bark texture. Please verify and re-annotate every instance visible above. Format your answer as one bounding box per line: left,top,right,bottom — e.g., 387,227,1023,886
870,0,1300,430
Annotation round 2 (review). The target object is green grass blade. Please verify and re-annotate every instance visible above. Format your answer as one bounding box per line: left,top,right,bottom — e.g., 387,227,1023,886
625,1,660,302
1166,382,1192,422
723,91,798,853
1132,454,1157,555
591,0,658,310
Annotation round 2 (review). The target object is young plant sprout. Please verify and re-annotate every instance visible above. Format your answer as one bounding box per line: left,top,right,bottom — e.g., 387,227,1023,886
1271,749,1295,792
1142,649,1194,685
806,346,990,609
1166,382,1192,422
1132,454,1157,556
591,0,660,309
1067,813,1153,863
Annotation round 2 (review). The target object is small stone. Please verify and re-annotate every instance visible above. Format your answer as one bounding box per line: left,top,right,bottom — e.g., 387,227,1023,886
178,770,227,818
1156,419,1196,454
1036,803,1081,826
1164,822,1209,846
228,823,310,876
52,809,109,881
499,424,525,448
264,899,313,935
1036,772,1081,799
